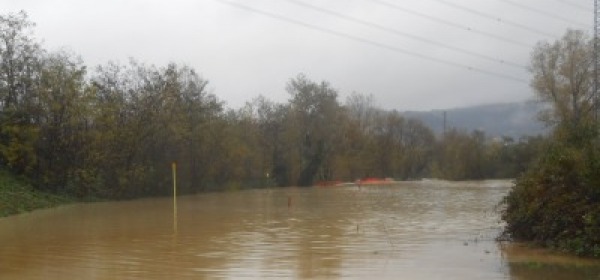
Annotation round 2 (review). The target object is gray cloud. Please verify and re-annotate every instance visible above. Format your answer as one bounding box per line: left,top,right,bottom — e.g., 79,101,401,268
3,0,592,110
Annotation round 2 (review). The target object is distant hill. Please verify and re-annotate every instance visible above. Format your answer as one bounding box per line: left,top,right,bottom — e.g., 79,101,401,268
402,101,548,139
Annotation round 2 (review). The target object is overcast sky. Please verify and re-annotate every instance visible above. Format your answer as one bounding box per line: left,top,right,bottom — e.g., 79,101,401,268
2,0,594,110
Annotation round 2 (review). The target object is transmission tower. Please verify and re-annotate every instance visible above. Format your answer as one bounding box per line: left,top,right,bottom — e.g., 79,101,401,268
596,0,600,120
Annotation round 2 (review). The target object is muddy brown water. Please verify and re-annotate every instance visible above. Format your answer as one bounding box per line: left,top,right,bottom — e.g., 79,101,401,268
1,180,599,279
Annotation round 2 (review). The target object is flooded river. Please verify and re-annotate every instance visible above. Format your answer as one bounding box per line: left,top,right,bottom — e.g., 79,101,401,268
1,180,599,279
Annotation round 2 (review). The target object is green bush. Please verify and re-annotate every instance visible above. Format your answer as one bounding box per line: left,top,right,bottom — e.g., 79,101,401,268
502,126,600,257
0,170,72,217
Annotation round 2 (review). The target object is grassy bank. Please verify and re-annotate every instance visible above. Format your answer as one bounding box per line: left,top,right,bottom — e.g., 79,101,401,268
0,170,73,218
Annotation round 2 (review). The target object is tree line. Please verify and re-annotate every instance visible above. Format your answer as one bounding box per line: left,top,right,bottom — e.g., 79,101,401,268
0,11,542,199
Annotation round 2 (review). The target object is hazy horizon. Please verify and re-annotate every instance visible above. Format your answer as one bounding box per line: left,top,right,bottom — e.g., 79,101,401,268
3,0,592,111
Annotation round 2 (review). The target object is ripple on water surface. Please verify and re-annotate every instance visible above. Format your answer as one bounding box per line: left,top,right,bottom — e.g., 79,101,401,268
1,180,600,279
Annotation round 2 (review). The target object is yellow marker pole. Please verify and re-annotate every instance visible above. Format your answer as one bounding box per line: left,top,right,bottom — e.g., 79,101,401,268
172,162,178,234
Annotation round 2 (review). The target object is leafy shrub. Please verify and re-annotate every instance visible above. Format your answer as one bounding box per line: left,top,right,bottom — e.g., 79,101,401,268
503,125,600,257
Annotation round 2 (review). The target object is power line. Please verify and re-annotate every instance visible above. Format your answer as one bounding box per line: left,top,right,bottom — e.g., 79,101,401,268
556,0,593,12
215,0,528,84
285,0,526,69
595,0,599,121
428,0,557,38
366,0,532,49
497,0,590,28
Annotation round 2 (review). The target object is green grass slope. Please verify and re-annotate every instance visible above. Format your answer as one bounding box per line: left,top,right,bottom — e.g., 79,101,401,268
0,170,72,217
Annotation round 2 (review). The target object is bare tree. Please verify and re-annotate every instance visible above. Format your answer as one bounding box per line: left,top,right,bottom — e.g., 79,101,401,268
530,29,594,128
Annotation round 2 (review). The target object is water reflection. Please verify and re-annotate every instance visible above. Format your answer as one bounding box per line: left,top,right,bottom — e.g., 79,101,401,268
501,243,600,280
1,180,599,279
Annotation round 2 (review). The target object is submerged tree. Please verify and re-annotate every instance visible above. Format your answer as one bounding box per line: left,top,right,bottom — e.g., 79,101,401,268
286,74,342,186
0,10,543,203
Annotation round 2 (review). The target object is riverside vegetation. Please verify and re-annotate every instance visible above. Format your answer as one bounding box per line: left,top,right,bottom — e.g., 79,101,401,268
0,11,541,203
0,11,597,258
503,30,600,257
0,170,72,216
